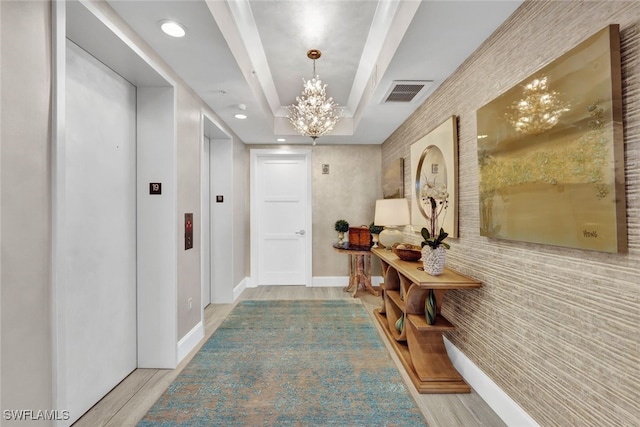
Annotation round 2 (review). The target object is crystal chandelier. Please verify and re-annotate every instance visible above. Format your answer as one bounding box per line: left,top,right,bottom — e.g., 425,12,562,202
287,49,341,144
505,76,569,135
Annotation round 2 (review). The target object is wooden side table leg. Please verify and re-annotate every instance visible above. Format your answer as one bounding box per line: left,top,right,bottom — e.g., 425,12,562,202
363,254,379,296
351,254,362,297
343,254,355,294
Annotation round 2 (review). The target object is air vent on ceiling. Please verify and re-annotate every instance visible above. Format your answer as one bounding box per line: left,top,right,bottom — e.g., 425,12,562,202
382,80,433,103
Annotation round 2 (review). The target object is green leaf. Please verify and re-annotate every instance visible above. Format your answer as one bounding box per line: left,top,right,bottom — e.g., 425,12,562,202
421,227,430,240
334,219,349,232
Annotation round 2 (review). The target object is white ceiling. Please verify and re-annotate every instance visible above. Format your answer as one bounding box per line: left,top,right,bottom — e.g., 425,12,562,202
101,0,524,145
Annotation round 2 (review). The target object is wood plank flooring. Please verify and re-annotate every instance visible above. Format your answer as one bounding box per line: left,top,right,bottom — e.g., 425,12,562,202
73,286,505,427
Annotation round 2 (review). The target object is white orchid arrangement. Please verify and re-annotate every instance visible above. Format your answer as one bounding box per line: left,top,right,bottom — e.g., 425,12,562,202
420,179,450,249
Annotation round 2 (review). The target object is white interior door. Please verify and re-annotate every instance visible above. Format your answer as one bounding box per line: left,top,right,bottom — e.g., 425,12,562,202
65,40,137,423
253,151,312,286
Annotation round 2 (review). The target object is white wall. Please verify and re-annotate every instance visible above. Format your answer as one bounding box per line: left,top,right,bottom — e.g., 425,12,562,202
1,0,53,420
137,87,177,368
210,138,234,302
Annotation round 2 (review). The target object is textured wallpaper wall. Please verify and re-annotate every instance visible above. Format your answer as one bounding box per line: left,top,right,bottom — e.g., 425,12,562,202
381,1,639,426
311,145,382,277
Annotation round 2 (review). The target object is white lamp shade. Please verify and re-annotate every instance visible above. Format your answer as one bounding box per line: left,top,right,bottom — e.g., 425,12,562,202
374,198,410,226
374,198,410,249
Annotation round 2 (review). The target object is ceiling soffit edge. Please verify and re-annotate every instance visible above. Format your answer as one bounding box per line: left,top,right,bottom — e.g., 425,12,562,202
206,0,421,138
204,0,276,126
349,0,422,129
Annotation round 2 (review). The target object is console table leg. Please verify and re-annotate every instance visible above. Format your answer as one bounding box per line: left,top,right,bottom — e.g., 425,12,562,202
405,318,469,392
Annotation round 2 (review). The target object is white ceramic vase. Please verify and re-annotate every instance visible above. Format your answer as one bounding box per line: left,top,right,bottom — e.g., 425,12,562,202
422,245,446,276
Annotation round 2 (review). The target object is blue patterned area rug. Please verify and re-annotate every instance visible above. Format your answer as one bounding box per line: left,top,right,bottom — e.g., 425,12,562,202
138,300,427,426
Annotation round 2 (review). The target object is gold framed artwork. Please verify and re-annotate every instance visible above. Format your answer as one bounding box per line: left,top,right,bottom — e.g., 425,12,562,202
382,158,404,199
476,25,626,253
410,116,458,238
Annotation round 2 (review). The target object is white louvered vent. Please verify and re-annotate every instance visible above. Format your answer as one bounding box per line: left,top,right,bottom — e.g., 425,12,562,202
382,80,433,103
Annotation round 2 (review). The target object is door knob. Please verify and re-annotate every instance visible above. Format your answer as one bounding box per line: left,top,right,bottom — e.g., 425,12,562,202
295,230,306,235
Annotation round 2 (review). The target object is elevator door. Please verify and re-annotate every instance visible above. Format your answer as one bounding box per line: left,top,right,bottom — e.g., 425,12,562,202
65,40,137,423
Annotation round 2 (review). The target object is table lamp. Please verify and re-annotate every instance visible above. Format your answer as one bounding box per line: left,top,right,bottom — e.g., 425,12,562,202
374,198,410,249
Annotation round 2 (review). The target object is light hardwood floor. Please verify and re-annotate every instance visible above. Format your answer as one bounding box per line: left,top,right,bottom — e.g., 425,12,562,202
73,286,505,427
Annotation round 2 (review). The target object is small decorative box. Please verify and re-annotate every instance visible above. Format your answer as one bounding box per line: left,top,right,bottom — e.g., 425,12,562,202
348,226,371,249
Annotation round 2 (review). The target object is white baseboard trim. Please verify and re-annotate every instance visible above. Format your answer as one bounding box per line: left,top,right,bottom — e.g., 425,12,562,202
444,336,539,427
177,321,204,364
312,276,347,287
233,277,249,301
311,276,383,287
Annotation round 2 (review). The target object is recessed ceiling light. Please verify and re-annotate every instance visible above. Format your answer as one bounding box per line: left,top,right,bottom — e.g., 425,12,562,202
160,21,186,38
234,114,247,120
277,138,286,142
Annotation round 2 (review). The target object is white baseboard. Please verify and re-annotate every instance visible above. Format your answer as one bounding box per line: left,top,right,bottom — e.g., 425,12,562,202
444,336,539,427
241,277,384,289
177,321,204,363
311,276,383,287
233,277,249,301
312,276,347,287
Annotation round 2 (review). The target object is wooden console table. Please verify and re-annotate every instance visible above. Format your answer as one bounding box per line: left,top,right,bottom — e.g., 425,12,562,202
371,247,481,393
333,245,379,298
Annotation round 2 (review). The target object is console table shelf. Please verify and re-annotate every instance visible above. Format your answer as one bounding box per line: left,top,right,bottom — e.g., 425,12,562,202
406,313,455,332
372,247,481,394
385,290,405,312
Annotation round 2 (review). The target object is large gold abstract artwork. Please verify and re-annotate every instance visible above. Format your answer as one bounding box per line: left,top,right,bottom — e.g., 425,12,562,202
476,25,626,253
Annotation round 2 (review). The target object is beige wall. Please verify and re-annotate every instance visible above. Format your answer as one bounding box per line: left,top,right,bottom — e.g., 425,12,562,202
1,0,53,418
382,1,640,425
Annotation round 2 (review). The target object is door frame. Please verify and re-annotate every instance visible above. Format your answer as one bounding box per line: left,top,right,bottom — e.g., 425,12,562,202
201,111,234,305
250,148,313,288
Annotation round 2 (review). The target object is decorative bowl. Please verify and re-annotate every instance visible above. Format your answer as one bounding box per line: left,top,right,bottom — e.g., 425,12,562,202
392,243,422,262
